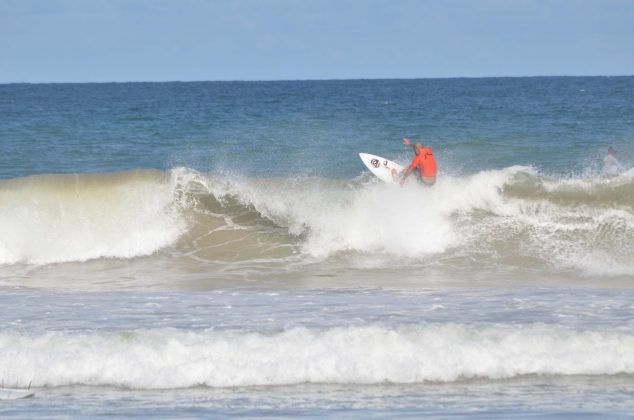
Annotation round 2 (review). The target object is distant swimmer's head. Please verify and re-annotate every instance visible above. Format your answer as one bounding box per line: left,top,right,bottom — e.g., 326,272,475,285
608,147,617,156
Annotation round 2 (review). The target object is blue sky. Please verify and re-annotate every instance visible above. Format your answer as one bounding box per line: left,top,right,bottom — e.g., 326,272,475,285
1,0,633,82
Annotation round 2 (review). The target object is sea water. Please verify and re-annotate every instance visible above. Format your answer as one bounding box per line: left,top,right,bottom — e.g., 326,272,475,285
1,77,633,418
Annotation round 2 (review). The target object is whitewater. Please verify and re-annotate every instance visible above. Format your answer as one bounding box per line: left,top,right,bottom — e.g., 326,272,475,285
1,77,634,417
2,166,633,285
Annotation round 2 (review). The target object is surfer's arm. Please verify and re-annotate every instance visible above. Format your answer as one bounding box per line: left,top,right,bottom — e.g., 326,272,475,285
399,166,416,186
402,137,417,153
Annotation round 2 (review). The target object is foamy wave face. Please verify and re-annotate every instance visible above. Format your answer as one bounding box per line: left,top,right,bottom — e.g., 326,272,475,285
199,165,634,276
2,166,633,277
0,171,186,265
199,166,532,260
492,170,634,276
2,324,633,389
201,176,463,258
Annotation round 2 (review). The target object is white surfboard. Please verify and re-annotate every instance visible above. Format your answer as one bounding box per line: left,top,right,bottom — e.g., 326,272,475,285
0,388,35,400
359,153,404,183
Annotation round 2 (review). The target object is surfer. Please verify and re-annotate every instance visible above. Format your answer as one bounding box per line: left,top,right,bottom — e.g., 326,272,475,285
400,137,437,186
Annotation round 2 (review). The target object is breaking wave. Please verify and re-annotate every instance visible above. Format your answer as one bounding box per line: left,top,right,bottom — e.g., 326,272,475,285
0,170,186,265
1,166,633,277
1,324,633,389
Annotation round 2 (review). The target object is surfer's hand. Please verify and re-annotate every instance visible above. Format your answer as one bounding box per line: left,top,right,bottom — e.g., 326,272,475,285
402,137,411,146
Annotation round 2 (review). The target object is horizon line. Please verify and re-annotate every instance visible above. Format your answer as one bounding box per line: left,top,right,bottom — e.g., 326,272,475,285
2,74,634,85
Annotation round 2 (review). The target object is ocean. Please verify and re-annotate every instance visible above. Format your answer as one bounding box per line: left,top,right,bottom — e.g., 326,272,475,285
1,77,633,418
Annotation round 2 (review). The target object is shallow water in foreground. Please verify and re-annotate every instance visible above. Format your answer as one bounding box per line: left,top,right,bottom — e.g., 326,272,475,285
1,288,634,417
4,377,634,419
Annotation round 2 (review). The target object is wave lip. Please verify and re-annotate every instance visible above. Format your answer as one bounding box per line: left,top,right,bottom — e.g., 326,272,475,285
2,324,633,389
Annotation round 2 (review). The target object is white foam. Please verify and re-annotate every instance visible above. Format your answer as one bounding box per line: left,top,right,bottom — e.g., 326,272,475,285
0,171,186,265
2,165,633,277
202,168,532,259
2,324,633,389
201,164,634,276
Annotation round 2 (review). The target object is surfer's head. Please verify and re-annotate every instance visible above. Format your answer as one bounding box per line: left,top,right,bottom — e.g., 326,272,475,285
414,143,424,154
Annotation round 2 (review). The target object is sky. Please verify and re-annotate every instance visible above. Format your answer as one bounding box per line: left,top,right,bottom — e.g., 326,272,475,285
1,0,633,83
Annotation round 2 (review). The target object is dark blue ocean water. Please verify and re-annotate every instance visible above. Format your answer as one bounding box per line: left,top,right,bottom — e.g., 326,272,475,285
2,77,633,180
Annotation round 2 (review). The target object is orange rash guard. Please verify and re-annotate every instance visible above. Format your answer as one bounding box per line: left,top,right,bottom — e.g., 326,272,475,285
408,148,437,178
